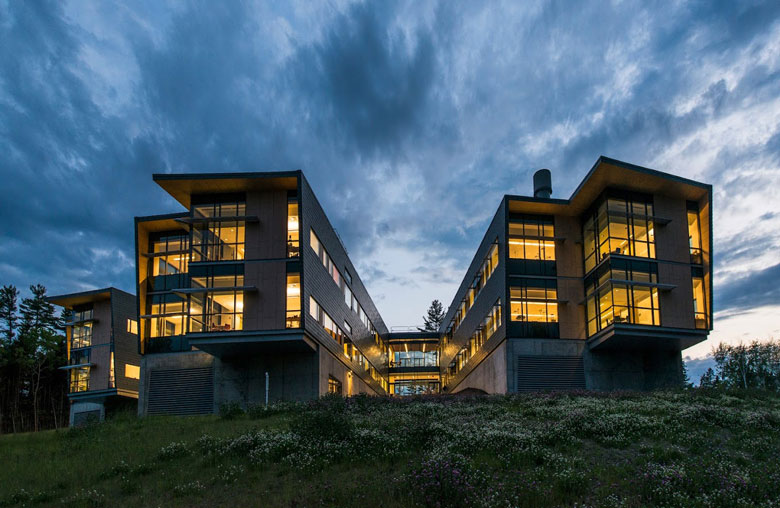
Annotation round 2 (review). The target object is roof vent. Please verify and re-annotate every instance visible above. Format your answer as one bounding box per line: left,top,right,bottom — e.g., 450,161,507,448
533,169,552,199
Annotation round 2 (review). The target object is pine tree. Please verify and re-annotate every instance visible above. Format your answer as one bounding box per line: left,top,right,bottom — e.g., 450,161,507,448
420,300,445,332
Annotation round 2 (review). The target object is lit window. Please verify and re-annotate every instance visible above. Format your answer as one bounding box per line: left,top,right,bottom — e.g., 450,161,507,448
688,204,703,264
286,273,301,328
328,376,342,395
190,200,246,262
584,259,661,336
109,352,115,388
70,367,90,393
692,276,707,329
583,195,655,273
71,322,93,349
125,364,140,380
126,319,138,335
287,198,300,258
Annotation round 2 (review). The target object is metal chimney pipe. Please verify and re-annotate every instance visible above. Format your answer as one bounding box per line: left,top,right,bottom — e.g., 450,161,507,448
533,169,552,198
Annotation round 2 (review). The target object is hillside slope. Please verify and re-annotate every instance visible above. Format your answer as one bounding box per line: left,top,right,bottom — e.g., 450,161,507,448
1,391,779,507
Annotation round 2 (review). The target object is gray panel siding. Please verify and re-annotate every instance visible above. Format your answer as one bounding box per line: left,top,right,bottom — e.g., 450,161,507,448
111,289,141,395
300,175,388,392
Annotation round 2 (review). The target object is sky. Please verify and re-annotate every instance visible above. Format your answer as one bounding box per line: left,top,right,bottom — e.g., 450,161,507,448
1,1,779,367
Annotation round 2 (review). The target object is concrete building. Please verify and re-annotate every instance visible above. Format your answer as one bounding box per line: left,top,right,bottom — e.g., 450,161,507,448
132,156,712,413
49,288,140,425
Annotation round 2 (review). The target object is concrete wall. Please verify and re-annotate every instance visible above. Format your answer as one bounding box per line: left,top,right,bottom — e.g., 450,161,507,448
584,348,684,391
215,351,319,406
451,341,507,394
70,401,104,426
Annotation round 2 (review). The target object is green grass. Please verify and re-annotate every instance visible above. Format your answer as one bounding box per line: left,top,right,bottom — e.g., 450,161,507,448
1,391,779,507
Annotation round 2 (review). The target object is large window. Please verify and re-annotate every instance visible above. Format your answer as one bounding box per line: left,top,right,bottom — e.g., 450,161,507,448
287,195,300,258
687,202,703,265
147,295,187,338
692,274,708,329
191,200,246,262
71,322,93,349
390,343,439,368
189,290,243,333
286,273,301,328
70,367,89,393
583,194,656,273
584,260,660,336
508,216,555,277
328,376,342,395
510,278,559,338
309,297,348,345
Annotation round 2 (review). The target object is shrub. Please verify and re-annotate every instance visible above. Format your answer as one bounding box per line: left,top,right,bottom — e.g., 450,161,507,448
219,401,244,420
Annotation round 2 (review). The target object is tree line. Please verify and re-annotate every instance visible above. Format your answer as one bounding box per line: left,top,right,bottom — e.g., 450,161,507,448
0,284,68,433
699,340,780,390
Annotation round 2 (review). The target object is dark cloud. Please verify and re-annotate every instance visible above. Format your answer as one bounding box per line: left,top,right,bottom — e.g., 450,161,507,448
716,262,780,313
2,0,780,327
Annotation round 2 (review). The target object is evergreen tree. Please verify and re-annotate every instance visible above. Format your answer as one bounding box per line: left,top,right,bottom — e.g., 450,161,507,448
0,285,19,344
420,300,445,332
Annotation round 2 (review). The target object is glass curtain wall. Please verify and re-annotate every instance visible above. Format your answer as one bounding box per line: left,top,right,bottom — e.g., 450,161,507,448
191,200,246,262
508,215,555,276
510,278,559,338
584,260,660,336
583,194,656,273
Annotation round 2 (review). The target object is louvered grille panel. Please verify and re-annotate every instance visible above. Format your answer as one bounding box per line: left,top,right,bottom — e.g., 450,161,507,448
147,367,214,415
516,355,585,391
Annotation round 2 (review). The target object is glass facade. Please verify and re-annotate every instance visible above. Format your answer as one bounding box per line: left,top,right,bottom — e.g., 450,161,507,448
583,194,656,273
191,200,246,262
584,259,660,336
510,278,559,338
70,367,89,393
71,321,93,349
390,373,440,395
508,215,555,276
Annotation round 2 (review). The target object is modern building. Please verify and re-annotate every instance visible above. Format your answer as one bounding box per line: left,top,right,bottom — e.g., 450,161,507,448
135,172,390,415
133,156,712,413
438,157,712,393
49,288,141,425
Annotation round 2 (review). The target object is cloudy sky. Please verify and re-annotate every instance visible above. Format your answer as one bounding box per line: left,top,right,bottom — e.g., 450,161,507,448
1,1,779,362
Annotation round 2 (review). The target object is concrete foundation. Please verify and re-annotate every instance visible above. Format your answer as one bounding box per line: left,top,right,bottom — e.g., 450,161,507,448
584,348,684,391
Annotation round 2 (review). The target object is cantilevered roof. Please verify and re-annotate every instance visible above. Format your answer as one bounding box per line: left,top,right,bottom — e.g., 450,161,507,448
153,171,300,209
507,156,712,216
48,287,132,309
135,212,189,234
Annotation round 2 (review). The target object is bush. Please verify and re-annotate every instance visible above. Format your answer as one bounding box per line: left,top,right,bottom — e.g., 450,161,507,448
219,401,244,420
289,406,353,441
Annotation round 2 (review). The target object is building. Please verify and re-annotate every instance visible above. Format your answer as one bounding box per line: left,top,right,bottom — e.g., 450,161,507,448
439,157,712,393
133,156,712,413
135,172,389,416
49,288,141,425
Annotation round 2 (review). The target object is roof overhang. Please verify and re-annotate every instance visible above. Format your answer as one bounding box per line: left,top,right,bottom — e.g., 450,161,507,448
586,324,708,352
507,156,712,216
48,288,114,309
188,330,317,359
153,172,300,209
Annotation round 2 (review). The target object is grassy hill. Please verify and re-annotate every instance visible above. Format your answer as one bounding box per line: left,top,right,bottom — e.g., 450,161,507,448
2,391,779,507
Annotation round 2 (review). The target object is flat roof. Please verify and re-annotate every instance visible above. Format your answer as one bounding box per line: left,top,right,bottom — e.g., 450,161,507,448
506,156,711,216
153,171,300,209
48,287,133,308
